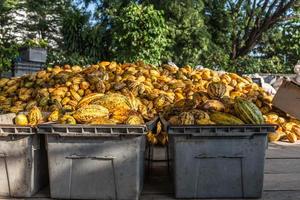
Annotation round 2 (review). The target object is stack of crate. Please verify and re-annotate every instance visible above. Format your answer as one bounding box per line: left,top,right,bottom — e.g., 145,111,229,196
13,47,47,77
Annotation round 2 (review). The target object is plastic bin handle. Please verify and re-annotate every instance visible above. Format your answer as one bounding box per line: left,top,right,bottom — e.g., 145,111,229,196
65,154,115,160
194,154,244,159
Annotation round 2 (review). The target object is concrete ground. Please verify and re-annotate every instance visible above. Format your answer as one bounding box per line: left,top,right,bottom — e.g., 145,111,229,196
1,141,300,200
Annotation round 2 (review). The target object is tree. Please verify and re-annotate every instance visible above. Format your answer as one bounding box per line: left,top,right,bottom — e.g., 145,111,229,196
21,0,72,47
204,0,299,60
0,0,20,73
256,7,300,70
0,0,19,43
145,0,211,66
110,3,169,64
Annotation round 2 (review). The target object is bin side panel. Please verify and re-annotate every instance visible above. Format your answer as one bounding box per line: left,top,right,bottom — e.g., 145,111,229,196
242,135,267,198
70,158,117,199
0,136,31,197
172,135,267,198
0,135,47,197
47,135,144,200
0,156,10,196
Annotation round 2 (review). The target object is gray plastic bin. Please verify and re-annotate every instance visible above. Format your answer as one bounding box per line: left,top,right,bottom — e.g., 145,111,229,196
0,113,48,197
19,47,47,63
38,118,158,200
161,116,276,199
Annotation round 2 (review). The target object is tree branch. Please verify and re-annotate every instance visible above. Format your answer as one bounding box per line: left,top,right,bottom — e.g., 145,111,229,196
234,0,297,59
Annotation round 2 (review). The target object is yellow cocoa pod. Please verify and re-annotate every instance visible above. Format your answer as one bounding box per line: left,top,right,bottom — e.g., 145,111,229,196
154,95,166,108
289,118,300,125
292,125,300,139
71,65,82,72
168,116,180,125
15,114,28,126
277,117,286,124
149,69,160,78
201,70,212,80
230,79,238,87
0,78,9,87
70,89,82,101
10,106,24,113
91,93,130,113
236,82,246,90
255,100,263,108
25,101,37,111
62,105,73,111
73,105,109,123
99,61,110,67
60,115,76,125
36,70,47,79
48,110,60,122
84,89,92,96
14,101,23,106
61,97,71,105
202,100,225,112
89,117,117,125
220,74,232,84
6,79,17,87
230,91,243,99
28,106,43,126
66,81,72,87
51,88,66,97
196,118,215,125
210,112,244,125
19,94,31,101
6,85,18,93
266,113,279,123
39,96,49,107
71,84,80,91
0,95,6,102
126,115,144,125
77,89,85,96
283,122,296,131
268,130,284,142
72,77,83,85
260,106,271,114
67,100,78,108
146,131,158,145
76,93,104,108
286,131,297,143
174,92,185,101
80,81,90,90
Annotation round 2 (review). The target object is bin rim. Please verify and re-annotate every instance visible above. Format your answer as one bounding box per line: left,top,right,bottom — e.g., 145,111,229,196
160,114,277,137
0,125,35,136
37,116,159,137
0,113,36,136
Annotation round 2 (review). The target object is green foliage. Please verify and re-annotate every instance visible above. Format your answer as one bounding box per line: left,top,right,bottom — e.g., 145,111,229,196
110,3,169,65
23,38,48,48
257,10,300,69
47,50,97,66
61,7,104,60
1,0,19,72
0,43,19,73
19,0,71,47
146,0,210,66
230,56,288,74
